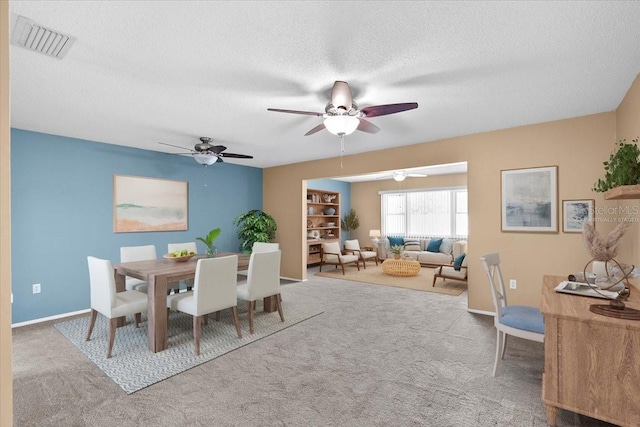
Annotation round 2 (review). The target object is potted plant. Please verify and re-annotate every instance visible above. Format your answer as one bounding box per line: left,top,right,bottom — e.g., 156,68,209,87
341,208,360,239
390,244,404,260
233,209,277,254
196,227,221,257
593,138,640,193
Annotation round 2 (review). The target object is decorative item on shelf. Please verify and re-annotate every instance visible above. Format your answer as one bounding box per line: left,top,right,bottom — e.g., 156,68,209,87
324,207,336,215
592,138,640,193
581,220,640,320
308,206,315,215
322,194,337,203
196,227,221,258
390,244,404,260
369,229,381,246
233,209,277,254
341,208,359,239
307,219,313,228
307,230,320,239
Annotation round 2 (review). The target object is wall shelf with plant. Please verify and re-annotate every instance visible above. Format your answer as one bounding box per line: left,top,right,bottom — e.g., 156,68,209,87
592,138,640,200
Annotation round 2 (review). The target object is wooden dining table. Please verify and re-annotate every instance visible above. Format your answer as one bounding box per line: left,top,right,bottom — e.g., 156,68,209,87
113,252,277,353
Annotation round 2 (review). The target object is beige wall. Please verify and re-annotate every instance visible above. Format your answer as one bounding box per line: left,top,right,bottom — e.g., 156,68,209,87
0,0,13,424
264,111,621,313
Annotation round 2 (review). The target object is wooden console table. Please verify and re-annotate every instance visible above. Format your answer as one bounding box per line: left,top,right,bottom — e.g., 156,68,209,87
541,275,640,426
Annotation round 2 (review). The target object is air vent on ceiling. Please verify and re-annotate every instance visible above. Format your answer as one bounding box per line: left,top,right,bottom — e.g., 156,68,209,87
10,15,76,59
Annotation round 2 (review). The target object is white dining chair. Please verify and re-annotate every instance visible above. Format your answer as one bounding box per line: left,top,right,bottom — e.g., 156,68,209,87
236,250,283,334
167,255,242,355
86,256,148,358
167,242,198,292
479,252,544,376
238,242,280,276
120,245,157,293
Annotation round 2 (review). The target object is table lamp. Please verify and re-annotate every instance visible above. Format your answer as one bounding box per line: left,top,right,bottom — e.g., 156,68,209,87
369,229,381,246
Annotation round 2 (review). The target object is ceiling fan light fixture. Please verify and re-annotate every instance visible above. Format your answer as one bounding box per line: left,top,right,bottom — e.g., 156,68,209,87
393,171,407,182
323,115,359,136
193,153,218,165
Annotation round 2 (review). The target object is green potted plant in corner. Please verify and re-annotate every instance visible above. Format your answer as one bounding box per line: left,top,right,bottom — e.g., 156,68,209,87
341,208,360,239
593,138,640,197
196,227,221,257
233,209,277,254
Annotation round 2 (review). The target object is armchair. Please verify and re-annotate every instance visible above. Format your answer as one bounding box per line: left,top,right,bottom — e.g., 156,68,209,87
320,241,360,275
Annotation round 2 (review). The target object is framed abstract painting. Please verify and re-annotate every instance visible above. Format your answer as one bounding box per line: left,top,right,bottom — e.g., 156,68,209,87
562,199,594,233
113,175,188,232
501,166,558,233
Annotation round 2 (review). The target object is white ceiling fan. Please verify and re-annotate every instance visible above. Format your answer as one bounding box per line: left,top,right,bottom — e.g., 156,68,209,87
377,170,428,182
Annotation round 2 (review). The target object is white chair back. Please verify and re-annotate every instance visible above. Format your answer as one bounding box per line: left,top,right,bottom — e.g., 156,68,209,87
252,242,279,253
344,240,361,251
168,242,198,254
193,255,238,315
479,252,507,318
120,245,157,262
246,250,281,300
87,256,116,315
322,241,341,262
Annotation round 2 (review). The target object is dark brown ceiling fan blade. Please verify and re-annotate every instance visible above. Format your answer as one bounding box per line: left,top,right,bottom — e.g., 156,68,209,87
305,123,326,136
361,102,418,117
331,81,352,110
267,108,323,116
357,119,381,134
208,145,226,154
219,152,253,159
158,141,194,152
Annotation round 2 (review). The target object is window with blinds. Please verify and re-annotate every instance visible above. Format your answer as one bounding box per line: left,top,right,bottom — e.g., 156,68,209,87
380,187,468,238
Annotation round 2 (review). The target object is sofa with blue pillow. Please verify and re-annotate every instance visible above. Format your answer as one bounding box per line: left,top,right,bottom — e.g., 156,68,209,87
378,236,467,266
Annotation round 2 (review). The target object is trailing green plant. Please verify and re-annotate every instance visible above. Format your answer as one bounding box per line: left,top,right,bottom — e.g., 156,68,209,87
340,208,360,239
233,209,277,254
592,138,640,192
196,227,221,256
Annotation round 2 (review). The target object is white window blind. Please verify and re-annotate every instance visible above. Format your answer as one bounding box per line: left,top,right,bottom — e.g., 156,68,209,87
380,187,467,238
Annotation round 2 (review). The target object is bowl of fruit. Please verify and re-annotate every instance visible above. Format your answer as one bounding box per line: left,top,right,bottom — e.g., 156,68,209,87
163,249,196,262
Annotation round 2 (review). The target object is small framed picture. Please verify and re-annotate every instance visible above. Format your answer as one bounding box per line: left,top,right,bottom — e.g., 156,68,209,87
562,199,594,233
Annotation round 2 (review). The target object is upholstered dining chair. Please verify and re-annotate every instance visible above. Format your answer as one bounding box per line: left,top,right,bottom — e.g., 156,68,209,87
166,255,242,355
86,256,148,358
236,250,284,334
167,242,198,292
238,242,280,276
479,252,544,376
344,239,378,269
120,244,157,293
320,241,360,275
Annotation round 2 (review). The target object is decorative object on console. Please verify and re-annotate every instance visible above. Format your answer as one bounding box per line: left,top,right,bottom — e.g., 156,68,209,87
581,220,639,320
501,166,558,233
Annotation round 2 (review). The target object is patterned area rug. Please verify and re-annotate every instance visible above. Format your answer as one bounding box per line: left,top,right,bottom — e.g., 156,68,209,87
55,301,323,394
314,264,467,296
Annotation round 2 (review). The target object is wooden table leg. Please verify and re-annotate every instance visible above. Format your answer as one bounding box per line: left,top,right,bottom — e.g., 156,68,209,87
147,274,168,352
114,272,126,327
544,404,558,427
263,295,277,313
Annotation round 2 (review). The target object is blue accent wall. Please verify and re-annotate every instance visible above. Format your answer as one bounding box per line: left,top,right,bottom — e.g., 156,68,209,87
11,129,263,323
307,179,351,246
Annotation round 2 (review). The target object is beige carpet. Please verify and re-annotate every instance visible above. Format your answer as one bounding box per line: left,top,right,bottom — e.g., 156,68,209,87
314,264,467,296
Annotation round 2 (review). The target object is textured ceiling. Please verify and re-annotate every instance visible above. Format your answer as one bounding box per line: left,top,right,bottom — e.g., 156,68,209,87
8,1,640,169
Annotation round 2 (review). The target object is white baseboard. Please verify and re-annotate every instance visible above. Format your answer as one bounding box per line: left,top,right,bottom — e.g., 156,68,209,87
12,308,91,328
466,308,495,317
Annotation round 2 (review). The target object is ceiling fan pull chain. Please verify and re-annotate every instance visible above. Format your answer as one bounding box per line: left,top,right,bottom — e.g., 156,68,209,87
340,134,345,169
203,165,208,187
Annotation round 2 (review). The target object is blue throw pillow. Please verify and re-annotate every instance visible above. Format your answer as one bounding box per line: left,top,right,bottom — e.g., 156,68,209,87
426,238,443,253
454,253,466,271
388,236,404,247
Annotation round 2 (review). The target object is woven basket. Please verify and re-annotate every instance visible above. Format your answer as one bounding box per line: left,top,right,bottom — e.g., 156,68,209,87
381,259,421,277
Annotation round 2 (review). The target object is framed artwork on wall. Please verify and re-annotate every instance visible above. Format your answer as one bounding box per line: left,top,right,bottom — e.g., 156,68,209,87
501,166,558,233
113,174,188,232
562,199,594,233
